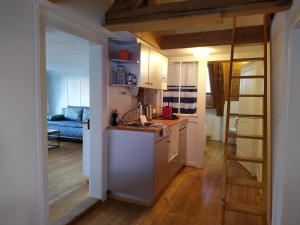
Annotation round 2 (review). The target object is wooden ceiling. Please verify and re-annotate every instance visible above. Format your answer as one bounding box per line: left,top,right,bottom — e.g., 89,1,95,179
105,0,291,49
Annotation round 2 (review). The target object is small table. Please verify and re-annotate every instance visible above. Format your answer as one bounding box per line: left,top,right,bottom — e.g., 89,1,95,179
48,129,60,149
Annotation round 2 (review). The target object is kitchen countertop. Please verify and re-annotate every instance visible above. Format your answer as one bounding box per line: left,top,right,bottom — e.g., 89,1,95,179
107,117,189,133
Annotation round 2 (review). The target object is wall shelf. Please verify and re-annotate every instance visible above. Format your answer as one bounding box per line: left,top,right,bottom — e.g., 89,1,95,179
111,84,138,88
110,59,140,64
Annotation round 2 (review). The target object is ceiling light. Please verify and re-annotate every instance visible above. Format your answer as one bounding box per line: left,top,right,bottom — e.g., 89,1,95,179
191,47,211,59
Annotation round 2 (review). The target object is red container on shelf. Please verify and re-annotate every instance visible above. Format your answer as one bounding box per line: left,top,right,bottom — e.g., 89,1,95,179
119,49,129,60
162,106,173,120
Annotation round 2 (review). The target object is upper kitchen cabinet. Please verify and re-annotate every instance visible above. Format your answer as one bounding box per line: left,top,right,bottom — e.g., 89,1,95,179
161,54,168,90
148,48,162,89
109,39,168,90
109,40,140,87
139,44,150,88
140,45,168,90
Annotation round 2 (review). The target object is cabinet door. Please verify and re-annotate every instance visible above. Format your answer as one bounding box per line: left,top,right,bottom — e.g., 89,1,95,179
168,125,179,161
139,44,150,88
148,48,162,89
168,125,181,179
161,54,168,90
179,127,187,166
155,137,169,195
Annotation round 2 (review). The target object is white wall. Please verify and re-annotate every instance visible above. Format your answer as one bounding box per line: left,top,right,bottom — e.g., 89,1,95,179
108,87,138,118
0,1,40,225
271,1,300,224
47,72,90,115
0,1,112,224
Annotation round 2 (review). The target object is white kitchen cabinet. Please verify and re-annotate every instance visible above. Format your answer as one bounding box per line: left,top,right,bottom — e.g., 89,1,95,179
154,136,169,195
108,120,187,205
168,125,179,161
168,125,181,179
139,44,150,88
139,43,168,89
179,125,187,166
148,48,162,89
161,54,168,90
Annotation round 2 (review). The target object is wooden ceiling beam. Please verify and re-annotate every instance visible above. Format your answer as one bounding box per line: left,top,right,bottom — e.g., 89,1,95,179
135,32,162,49
105,0,291,32
161,25,267,49
105,13,223,32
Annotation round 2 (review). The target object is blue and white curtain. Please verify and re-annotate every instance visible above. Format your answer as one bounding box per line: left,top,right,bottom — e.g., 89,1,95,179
163,62,198,114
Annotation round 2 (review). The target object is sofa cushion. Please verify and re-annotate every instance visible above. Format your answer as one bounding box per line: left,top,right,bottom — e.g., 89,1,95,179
82,107,90,121
48,114,65,121
64,106,83,121
48,120,83,128
48,122,82,139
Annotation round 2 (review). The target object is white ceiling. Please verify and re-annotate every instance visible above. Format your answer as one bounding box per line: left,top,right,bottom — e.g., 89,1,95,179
46,27,89,77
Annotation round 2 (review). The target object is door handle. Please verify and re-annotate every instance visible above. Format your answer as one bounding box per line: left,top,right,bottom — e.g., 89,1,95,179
82,119,90,130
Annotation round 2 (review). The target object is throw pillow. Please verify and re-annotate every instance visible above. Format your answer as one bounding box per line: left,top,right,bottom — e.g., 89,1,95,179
82,107,90,121
64,106,83,121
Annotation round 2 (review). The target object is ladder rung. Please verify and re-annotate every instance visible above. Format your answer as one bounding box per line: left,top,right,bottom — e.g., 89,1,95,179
231,75,265,79
232,57,264,62
226,177,263,188
227,154,264,163
229,113,264,118
224,201,264,216
232,94,264,98
228,132,264,140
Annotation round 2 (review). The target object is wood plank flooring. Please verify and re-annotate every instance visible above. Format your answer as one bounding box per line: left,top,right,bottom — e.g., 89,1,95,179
70,141,263,225
48,141,93,224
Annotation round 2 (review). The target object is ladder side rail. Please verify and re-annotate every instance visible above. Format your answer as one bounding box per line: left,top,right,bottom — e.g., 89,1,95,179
222,16,237,225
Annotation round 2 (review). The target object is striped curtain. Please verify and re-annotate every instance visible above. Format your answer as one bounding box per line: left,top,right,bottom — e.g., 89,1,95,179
163,62,198,114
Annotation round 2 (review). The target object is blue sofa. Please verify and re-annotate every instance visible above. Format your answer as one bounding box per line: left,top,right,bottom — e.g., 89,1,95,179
48,106,89,140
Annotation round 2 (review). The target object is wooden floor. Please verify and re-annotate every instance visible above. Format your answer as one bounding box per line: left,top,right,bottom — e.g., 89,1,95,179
48,141,92,224
70,141,262,225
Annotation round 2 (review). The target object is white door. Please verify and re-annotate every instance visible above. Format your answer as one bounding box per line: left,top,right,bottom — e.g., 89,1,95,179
236,61,263,178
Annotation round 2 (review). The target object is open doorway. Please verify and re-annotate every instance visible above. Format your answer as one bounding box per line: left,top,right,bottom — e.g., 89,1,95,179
45,27,102,225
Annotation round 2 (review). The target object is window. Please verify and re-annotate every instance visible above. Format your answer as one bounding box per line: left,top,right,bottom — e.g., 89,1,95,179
163,62,198,115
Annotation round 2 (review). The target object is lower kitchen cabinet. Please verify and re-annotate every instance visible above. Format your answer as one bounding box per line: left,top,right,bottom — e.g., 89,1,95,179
154,136,169,195
107,121,187,206
179,124,187,166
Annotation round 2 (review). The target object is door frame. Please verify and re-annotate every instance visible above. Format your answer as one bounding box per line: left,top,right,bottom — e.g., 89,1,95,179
33,2,110,224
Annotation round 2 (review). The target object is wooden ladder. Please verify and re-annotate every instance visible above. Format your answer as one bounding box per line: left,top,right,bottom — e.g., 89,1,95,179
222,14,269,225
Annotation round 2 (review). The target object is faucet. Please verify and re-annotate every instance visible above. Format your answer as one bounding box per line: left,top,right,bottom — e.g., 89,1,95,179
121,102,143,124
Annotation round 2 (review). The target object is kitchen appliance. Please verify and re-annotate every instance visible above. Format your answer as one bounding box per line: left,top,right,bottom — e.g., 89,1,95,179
144,104,153,120
162,104,173,120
